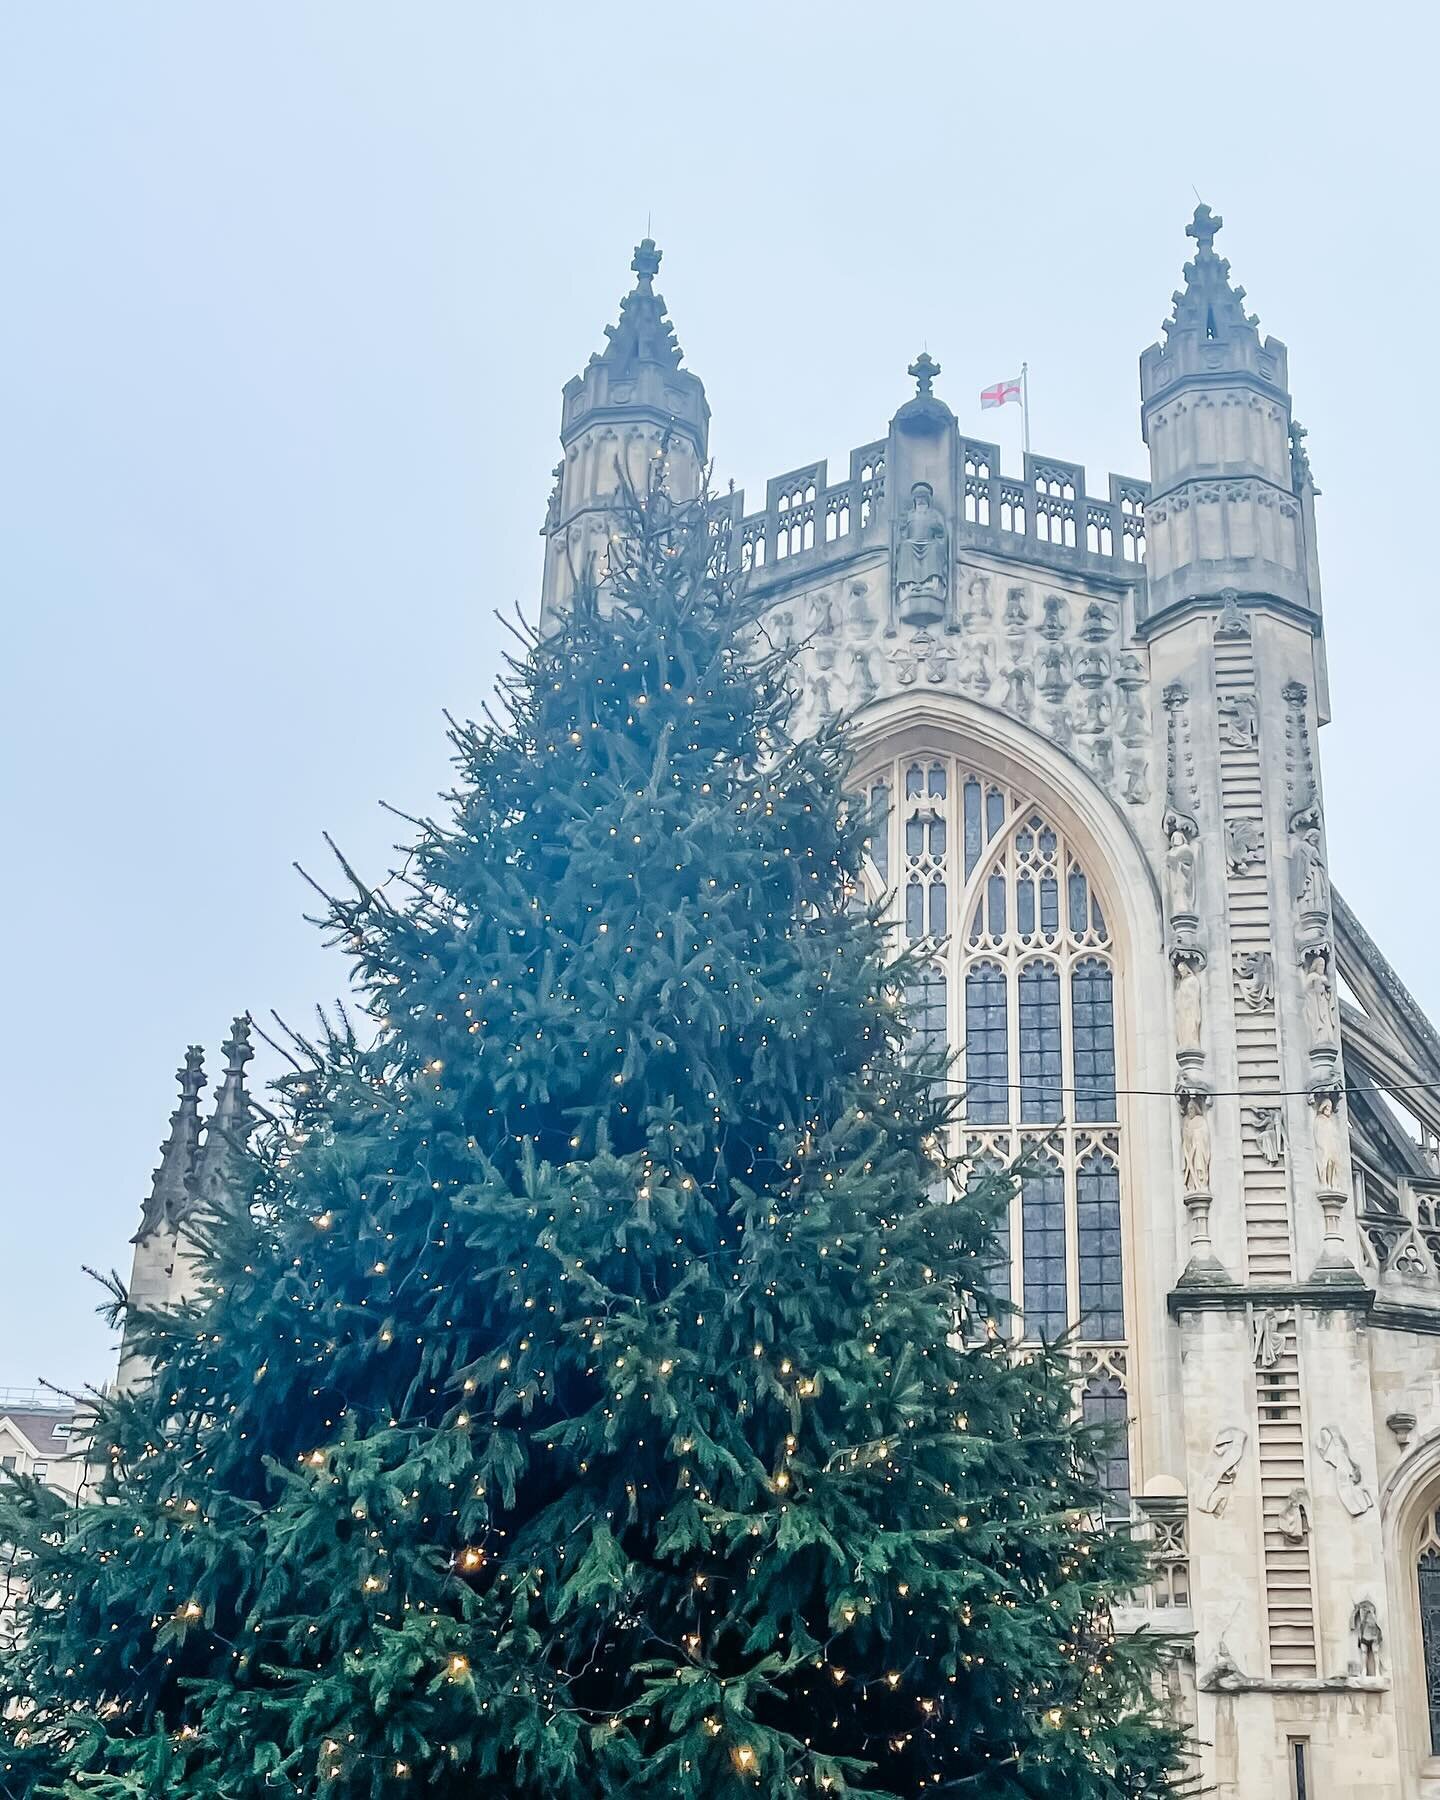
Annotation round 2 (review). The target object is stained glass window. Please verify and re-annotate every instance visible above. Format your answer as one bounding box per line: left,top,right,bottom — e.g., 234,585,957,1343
1072,958,1117,1123
1419,1510,1440,1751
1082,1372,1131,1506
1021,1164,1067,1341
1019,961,1063,1123
964,961,1008,1124
1077,1149,1124,1340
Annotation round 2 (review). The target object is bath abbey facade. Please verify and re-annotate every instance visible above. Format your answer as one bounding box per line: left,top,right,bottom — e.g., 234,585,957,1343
127,214,1440,1796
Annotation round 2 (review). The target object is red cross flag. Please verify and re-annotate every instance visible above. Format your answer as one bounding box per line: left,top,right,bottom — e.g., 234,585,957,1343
980,376,1022,410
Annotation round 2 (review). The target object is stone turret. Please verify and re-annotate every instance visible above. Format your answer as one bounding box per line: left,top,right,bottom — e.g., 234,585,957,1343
540,240,709,628
1139,207,1316,633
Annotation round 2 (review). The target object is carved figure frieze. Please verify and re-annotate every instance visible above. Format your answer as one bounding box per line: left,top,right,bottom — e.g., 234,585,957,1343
1225,816,1264,874
955,636,993,695
1079,601,1115,641
1253,1107,1287,1167
851,646,880,704
1218,692,1258,749
1040,594,1069,639
1235,950,1275,1011
1037,646,1071,700
1002,585,1029,634
961,572,992,630
1000,662,1033,719
1197,1426,1247,1516
1277,1485,1311,1543
1252,1307,1288,1369
1315,1424,1374,1518
1122,760,1149,806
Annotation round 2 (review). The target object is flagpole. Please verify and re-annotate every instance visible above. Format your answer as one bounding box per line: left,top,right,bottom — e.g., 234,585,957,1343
1020,361,1031,461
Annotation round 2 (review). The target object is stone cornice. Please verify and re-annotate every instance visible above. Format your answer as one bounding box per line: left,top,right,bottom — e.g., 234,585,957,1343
1168,1281,1374,1319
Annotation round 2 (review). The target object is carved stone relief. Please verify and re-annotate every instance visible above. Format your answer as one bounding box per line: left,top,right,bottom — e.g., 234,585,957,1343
892,482,949,628
1235,950,1275,1011
1252,1307,1289,1369
1349,1599,1383,1678
1252,1107,1287,1167
1278,1486,1311,1543
1225,815,1264,874
1171,946,1206,1070
1315,1424,1374,1518
1197,1425,1247,1516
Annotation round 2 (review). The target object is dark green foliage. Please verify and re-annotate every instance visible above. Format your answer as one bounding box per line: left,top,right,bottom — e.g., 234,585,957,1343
0,488,1190,1798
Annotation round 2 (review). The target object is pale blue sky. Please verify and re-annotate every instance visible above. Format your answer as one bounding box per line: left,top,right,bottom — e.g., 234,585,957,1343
3,3,1436,1390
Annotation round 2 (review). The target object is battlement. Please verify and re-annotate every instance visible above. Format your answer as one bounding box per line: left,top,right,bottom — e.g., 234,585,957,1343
715,435,1150,589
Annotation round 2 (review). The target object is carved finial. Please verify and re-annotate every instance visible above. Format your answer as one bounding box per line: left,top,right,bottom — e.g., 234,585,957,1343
133,1046,207,1243
630,237,661,288
1186,203,1223,254
600,240,683,371
908,351,941,399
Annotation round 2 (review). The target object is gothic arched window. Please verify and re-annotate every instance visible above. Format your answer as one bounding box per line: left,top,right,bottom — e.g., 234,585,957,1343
856,750,1133,1482
1418,1507,1440,1751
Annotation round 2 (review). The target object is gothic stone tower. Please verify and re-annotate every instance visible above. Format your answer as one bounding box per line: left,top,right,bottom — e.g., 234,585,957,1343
529,224,1440,1797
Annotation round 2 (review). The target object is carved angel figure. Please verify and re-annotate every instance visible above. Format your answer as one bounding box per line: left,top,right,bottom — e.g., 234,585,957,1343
1252,1308,1287,1370
1277,1485,1311,1543
1236,950,1275,1011
1225,816,1264,874
1316,1424,1374,1517
1197,1426,1247,1516
1254,1107,1286,1167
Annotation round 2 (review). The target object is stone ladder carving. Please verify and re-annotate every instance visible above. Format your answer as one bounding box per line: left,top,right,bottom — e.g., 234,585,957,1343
1214,629,1291,1284
1253,1311,1319,1679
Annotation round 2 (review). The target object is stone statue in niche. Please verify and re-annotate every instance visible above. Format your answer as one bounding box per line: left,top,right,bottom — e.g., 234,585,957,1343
1277,1486,1311,1543
1001,663,1033,719
1350,1599,1383,1677
1179,1086,1213,1194
961,572,992,630
1218,692,1259,749
893,481,950,627
1236,950,1275,1011
1301,945,1339,1047
1171,948,1205,1060
850,646,879,705
956,637,993,696
1047,705,1074,750
1252,1308,1287,1369
1122,761,1150,806
1311,1090,1349,1192
1002,585,1029,634
1293,825,1331,917
1165,828,1199,919
1197,1425,1247,1516
1316,1425,1374,1517
1253,1107,1287,1167
1215,589,1250,639
1225,816,1264,874
1040,594,1070,640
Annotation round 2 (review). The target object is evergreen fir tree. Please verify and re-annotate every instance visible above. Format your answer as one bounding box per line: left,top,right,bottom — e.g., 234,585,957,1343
0,485,1190,1799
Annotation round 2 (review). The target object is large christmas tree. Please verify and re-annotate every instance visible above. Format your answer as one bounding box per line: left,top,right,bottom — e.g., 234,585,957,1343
0,488,1189,1798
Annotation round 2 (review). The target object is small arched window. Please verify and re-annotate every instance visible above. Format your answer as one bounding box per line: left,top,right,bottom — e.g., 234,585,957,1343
1417,1507,1440,1751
